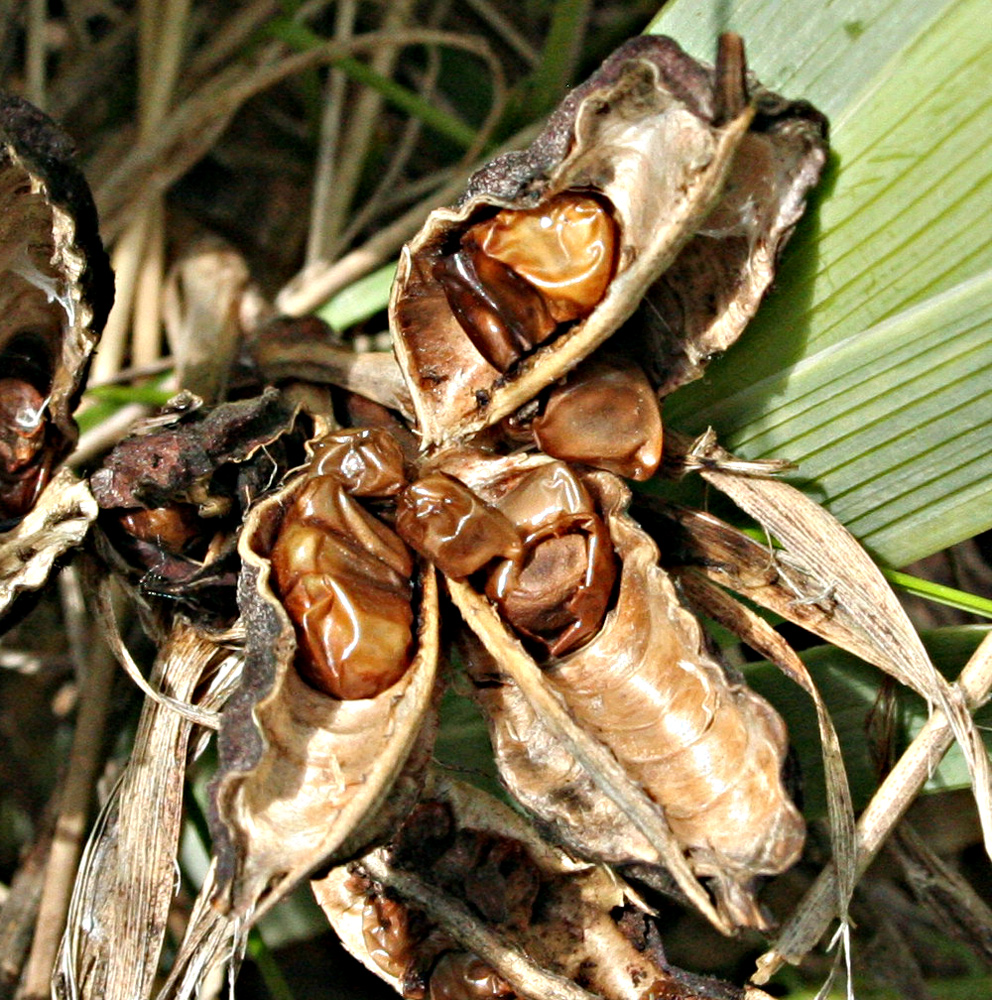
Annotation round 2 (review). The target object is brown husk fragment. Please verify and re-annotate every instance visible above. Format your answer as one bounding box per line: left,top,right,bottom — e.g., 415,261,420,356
315,775,751,1000
390,35,827,447
207,458,440,921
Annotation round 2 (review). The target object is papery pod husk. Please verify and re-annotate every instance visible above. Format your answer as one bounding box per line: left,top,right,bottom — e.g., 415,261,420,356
208,468,440,921
0,94,113,615
315,774,762,1000
390,35,827,447
445,454,803,932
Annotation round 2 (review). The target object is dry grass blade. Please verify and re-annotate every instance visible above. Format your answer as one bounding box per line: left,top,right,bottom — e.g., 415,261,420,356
20,616,117,1000
94,28,505,243
54,621,240,1000
754,629,992,983
683,430,992,857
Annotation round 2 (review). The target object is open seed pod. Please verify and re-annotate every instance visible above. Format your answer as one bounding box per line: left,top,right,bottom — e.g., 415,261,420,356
390,34,826,447
433,452,802,932
209,427,440,920
0,94,113,619
0,94,113,522
315,774,767,1000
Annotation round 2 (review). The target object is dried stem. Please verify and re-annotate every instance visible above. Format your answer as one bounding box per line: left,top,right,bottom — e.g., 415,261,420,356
754,629,992,983
19,625,117,998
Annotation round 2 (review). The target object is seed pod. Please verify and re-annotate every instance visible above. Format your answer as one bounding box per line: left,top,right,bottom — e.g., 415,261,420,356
445,457,803,931
0,94,113,520
391,35,826,447
208,427,439,918
315,776,723,1000
0,94,113,619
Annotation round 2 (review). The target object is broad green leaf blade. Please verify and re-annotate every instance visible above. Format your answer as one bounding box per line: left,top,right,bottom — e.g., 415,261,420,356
650,0,992,567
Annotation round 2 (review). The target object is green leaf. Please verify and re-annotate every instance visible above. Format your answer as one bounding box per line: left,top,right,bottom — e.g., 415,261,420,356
649,0,992,567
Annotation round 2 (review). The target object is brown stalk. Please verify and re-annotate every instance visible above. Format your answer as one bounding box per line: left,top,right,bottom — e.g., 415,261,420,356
754,629,992,983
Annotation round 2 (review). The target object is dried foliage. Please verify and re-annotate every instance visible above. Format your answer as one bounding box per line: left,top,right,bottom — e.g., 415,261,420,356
0,6,988,1000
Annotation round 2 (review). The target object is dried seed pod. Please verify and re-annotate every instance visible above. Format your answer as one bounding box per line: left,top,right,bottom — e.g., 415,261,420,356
0,94,113,618
446,458,803,930
316,776,737,1000
391,35,826,447
91,389,299,621
208,428,439,920
0,95,113,518
530,355,663,480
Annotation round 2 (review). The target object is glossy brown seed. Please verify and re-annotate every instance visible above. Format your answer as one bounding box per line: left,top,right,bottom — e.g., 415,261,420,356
429,953,514,1000
396,472,522,580
436,193,618,373
467,194,617,323
435,248,556,372
310,427,408,496
531,357,663,481
363,893,419,980
116,504,204,556
485,464,616,657
0,378,50,520
270,475,414,700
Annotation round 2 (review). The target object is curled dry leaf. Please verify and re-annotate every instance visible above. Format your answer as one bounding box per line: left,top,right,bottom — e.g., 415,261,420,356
54,620,240,1000
316,775,753,1000
0,92,113,614
436,453,802,932
207,428,440,922
0,466,97,619
390,34,826,447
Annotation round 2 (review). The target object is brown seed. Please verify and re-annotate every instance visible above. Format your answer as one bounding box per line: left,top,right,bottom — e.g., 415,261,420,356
396,472,522,580
116,504,204,557
429,953,514,1000
484,464,617,657
468,193,617,323
436,193,618,373
0,378,50,520
310,427,408,497
532,357,663,480
270,475,414,700
363,894,419,980
435,248,555,372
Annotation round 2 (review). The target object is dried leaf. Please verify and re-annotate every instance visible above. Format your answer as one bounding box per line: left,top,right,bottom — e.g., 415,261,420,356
675,429,992,858
54,621,240,1000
